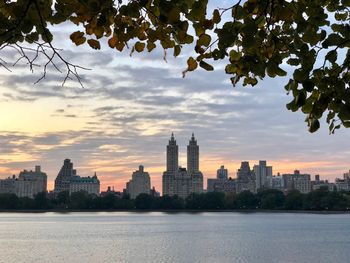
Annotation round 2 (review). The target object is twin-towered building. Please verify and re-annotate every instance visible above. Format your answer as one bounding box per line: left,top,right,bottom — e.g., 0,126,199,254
162,133,203,198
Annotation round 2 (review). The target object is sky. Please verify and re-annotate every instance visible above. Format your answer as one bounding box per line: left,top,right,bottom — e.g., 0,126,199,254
0,1,349,192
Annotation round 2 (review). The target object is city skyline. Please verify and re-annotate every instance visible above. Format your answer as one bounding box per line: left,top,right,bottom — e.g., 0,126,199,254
1,132,349,193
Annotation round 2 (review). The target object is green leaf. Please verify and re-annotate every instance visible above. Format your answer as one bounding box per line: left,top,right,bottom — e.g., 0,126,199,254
174,45,181,57
308,118,320,133
325,50,337,63
198,34,211,47
199,60,214,71
229,50,241,62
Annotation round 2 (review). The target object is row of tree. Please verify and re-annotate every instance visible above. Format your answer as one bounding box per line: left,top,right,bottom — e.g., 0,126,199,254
1,188,350,211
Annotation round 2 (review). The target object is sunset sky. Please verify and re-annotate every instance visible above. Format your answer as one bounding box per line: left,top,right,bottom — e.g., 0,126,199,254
0,2,349,192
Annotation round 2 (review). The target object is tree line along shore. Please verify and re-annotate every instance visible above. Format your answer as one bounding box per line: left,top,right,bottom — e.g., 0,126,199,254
1,187,350,212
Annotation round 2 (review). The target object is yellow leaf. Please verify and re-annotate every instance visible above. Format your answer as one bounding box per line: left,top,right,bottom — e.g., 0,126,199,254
187,57,198,71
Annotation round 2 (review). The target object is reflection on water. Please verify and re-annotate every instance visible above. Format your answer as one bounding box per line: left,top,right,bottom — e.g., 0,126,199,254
0,212,349,263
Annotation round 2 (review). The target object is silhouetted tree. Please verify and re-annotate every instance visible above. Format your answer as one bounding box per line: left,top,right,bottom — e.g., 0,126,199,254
135,193,153,209
258,189,285,209
236,191,258,209
224,193,238,210
34,192,50,209
56,191,70,208
70,191,92,209
284,190,304,210
0,194,19,209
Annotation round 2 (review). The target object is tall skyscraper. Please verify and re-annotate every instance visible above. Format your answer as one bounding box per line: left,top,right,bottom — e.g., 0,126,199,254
167,133,178,173
162,133,203,198
187,133,199,174
253,160,272,190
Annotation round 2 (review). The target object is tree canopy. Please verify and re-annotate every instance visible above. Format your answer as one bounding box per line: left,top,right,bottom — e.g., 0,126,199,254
0,0,349,132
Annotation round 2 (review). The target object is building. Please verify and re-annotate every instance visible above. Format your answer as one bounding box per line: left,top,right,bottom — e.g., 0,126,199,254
282,170,311,193
312,174,335,191
266,173,284,191
344,170,350,180
150,187,160,197
335,179,350,191
207,165,238,194
212,178,237,193
207,165,226,192
236,161,256,193
126,165,151,199
335,171,350,191
70,172,100,195
207,165,228,192
0,166,47,198
100,186,123,198
162,133,203,199
217,165,228,180
0,175,16,194
254,160,272,190
54,159,76,193
54,159,100,195
15,166,47,198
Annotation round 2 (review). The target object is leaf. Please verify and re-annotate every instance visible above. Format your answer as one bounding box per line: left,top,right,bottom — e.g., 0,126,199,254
308,118,320,133
147,41,156,52
325,50,337,63
287,58,300,66
199,60,214,71
187,57,198,71
198,33,211,47
229,50,241,62
87,39,101,49
174,45,181,57
135,41,145,52
108,35,118,48
212,9,221,24
267,63,287,77
302,80,314,92
70,31,86,46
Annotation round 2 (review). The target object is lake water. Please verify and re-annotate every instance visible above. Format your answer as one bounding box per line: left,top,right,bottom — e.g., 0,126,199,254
0,212,349,263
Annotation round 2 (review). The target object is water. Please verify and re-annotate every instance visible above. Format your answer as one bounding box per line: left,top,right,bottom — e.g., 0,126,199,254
0,212,349,263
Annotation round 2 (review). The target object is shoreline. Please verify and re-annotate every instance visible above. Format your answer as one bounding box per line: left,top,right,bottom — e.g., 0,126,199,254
0,209,349,214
